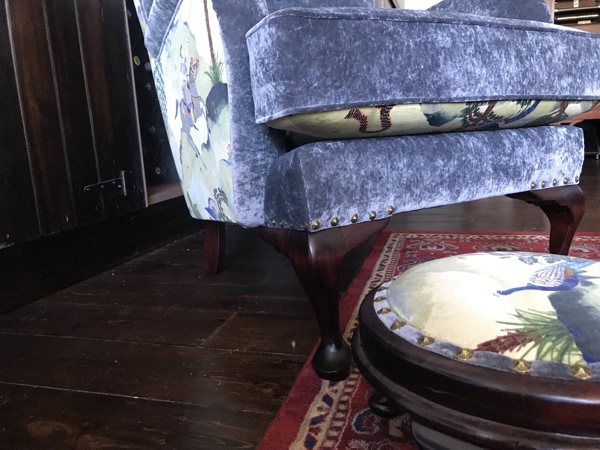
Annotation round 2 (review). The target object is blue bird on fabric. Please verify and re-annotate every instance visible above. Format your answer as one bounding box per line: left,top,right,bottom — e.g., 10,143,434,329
498,259,600,363
497,260,595,296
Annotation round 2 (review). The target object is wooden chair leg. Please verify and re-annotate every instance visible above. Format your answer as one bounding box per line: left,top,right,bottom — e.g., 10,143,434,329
509,185,585,255
203,221,226,274
261,219,389,380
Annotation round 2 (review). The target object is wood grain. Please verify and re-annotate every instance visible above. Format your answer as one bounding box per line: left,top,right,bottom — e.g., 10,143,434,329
7,0,74,235
0,0,39,245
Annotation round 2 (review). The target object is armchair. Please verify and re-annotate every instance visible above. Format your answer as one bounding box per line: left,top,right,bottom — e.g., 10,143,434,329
132,0,600,380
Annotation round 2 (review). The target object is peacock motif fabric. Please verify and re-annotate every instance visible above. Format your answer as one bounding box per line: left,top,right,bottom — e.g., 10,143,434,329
377,252,600,370
267,100,598,141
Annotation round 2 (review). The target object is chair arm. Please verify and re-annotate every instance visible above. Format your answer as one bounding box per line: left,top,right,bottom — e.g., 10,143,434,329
428,0,553,23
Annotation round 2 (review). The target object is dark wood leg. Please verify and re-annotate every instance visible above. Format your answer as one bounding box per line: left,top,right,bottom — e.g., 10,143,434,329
261,219,389,380
369,391,403,418
203,221,226,274
508,185,585,255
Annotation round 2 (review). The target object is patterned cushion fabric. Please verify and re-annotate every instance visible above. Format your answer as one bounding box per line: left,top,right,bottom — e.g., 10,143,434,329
374,252,600,381
267,100,598,140
247,8,600,127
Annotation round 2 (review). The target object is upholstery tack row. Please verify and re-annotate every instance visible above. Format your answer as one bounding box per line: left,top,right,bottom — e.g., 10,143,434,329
530,176,579,189
264,206,396,230
264,176,579,230
375,304,593,381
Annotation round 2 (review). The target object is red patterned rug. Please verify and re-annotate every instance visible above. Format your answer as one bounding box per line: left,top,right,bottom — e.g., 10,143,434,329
257,231,600,450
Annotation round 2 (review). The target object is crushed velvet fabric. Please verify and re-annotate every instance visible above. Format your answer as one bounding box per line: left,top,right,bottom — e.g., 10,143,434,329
265,0,372,11
247,8,600,124
263,126,583,232
135,0,590,231
429,0,553,23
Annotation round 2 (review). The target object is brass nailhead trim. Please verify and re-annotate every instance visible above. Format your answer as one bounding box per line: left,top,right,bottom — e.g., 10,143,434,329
541,181,546,188
391,321,406,331
530,182,536,189
419,336,434,346
575,176,580,183
563,177,569,185
553,179,558,186
377,286,386,292
510,359,532,374
351,214,359,223
387,206,395,215
290,223,295,230
571,365,592,380
271,220,277,226
311,220,320,230
377,307,391,315
330,217,340,227
374,296,387,303
302,222,309,230
457,349,474,361
369,211,377,221
280,221,285,228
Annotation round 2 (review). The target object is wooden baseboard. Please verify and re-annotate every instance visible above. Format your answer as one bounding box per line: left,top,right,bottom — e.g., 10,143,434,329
0,198,202,313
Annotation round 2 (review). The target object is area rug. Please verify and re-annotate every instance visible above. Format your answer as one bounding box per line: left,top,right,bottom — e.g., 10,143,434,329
257,230,600,450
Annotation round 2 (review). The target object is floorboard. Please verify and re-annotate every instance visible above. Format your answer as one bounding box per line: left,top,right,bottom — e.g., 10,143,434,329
0,158,599,449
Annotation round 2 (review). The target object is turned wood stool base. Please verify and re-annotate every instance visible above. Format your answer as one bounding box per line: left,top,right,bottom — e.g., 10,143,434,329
352,252,600,449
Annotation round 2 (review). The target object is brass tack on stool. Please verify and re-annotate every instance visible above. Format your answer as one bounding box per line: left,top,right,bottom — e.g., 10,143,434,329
570,365,592,380
456,349,474,361
419,336,435,346
391,321,406,331
510,359,532,374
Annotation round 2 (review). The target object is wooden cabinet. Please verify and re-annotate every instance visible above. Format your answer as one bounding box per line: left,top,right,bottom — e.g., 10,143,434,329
0,0,148,248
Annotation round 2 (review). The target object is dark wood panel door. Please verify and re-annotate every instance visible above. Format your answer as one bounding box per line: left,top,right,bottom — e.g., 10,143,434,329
0,0,39,245
45,0,105,225
1,0,145,248
75,0,146,217
7,0,75,236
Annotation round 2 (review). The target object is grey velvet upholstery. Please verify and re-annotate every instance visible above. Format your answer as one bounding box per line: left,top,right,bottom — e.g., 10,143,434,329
263,126,584,231
247,8,600,124
135,0,597,233
430,0,553,23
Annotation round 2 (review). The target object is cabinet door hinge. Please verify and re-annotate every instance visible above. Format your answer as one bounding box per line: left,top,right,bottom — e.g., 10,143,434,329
83,171,128,197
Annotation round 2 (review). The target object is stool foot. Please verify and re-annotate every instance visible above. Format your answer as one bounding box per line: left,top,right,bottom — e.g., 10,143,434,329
369,391,403,418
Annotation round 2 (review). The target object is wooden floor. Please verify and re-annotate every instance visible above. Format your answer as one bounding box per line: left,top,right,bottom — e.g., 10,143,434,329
1,159,600,449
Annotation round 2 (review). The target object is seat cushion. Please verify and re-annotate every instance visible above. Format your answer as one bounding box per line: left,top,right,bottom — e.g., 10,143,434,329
247,7,600,129
263,125,583,231
373,251,600,380
267,99,598,140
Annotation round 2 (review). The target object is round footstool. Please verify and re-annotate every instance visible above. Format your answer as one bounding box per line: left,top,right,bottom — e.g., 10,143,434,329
352,252,600,449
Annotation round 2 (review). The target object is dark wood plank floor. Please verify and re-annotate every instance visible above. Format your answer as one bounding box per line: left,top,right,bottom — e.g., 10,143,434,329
1,159,600,449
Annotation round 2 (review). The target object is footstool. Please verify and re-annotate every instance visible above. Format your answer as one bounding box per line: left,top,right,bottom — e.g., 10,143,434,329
352,252,600,449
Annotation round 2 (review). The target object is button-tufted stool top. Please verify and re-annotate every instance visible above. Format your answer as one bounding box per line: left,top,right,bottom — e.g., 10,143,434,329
374,252,600,381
